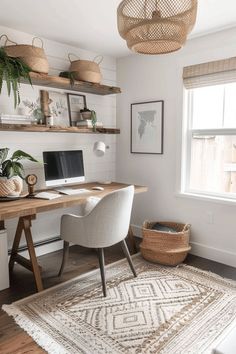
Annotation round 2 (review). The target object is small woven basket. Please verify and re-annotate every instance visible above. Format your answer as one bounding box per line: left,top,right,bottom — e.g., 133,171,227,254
140,221,191,266
68,53,103,84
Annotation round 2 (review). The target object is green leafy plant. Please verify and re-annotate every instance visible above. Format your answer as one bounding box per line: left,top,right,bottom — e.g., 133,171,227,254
91,110,97,132
0,47,32,108
0,148,38,179
59,71,76,86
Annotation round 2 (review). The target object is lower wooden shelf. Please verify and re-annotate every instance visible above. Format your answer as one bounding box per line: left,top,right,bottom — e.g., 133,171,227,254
0,124,120,134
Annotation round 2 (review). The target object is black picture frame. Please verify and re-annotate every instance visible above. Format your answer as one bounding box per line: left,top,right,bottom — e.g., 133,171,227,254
131,100,164,154
67,93,87,126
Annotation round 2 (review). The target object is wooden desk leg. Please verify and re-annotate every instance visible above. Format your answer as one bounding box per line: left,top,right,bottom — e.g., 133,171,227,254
9,218,24,273
127,225,137,254
9,215,44,292
23,217,43,292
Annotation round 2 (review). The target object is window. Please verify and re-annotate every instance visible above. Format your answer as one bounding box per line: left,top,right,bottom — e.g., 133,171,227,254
182,57,236,200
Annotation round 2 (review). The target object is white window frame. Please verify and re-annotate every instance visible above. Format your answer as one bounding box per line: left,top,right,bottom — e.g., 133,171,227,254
181,87,236,202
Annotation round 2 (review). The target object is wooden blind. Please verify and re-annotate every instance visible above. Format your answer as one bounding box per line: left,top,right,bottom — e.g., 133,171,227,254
183,57,236,89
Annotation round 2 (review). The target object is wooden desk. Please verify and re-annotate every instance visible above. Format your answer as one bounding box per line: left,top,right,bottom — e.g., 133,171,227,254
0,182,147,292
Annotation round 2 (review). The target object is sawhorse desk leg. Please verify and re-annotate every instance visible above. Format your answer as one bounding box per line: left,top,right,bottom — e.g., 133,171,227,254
9,215,43,292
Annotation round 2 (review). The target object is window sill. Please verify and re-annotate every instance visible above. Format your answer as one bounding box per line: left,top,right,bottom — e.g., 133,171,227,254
176,191,236,206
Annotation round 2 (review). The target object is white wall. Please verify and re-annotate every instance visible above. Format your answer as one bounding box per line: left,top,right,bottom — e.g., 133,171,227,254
0,25,117,252
117,27,236,267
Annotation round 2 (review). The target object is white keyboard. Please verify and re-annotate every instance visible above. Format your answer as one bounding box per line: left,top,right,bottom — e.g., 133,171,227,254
34,192,62,200
55,188,90,195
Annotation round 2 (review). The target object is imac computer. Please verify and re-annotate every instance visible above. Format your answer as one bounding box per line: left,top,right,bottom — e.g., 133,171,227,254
43,150,85,187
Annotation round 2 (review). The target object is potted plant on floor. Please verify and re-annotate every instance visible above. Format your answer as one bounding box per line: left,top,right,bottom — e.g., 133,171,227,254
0,148,39,197
0,47,32,108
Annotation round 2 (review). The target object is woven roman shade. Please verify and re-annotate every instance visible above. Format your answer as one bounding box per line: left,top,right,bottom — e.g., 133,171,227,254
183,57,236,89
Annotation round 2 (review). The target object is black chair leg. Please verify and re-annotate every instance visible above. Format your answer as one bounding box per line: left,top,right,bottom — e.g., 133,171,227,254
58,241,70,277
98,248,107,297
121,239,137,277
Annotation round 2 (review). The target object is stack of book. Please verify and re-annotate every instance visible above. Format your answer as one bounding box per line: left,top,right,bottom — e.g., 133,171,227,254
0,114,33,125
76,120,103,128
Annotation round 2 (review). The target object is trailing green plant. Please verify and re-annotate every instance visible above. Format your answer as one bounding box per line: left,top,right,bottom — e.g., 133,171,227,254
91,110,97,132
0,148,39,179
0,47,32,108
59,71,76,86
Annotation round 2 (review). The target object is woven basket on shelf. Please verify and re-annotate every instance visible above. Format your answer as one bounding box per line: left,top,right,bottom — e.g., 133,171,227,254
1,34,49,74
68,53,103,84
140,221,191,266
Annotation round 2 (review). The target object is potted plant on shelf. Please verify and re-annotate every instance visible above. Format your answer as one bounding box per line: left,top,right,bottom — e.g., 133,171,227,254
0,148,39,197
0,47,32,108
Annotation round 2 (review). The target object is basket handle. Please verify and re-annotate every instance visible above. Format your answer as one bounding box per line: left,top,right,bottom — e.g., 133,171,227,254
183,224,191,232
68,53,80,63
0,34,17,46
93,55,103,65
32,37,44,48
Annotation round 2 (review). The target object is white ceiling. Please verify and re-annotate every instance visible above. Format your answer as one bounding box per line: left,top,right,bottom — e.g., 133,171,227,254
0,0,236,58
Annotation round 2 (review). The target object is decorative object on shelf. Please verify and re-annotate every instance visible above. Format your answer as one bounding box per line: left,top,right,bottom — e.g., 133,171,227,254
22,98,43,124
0,46,32,108
94,141,106,156
59,71,76,86
0,148,39,197
68,53,103,84
0,114,33,125
91,110,97,132
131,100,164,154
117,0,198,54
67,93,87,126
141,221,191,266
76,120,103,128
80,108,92,120
1,34,49,73
25,174,38,196
46,115,54,126
40,90,50,124
47,91,70,127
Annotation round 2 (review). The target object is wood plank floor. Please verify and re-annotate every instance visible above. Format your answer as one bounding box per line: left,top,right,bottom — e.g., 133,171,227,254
0,240,235,354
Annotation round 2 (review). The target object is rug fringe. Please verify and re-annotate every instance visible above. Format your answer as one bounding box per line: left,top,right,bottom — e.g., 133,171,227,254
2,304,67,354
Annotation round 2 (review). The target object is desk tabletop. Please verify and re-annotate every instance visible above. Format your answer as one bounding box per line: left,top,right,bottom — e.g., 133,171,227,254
0,182,147,221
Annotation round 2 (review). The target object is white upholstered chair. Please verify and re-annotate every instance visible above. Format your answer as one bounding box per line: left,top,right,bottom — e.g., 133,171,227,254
58,185,137,296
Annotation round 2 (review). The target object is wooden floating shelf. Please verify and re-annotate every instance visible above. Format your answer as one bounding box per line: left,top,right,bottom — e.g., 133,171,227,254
21,72,121,96
0,124,120,134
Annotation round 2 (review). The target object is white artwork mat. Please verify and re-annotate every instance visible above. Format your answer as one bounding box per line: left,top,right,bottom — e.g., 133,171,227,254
131,101,163,154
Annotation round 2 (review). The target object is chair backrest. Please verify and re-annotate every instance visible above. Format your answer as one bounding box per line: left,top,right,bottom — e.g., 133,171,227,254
61,185,134,248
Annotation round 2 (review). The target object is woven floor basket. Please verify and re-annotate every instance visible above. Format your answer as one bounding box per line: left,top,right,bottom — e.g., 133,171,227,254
140,221,191,266
68,54,102,84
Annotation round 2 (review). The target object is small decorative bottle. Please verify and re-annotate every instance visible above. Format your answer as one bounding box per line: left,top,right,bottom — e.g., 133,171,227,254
46,115,54,127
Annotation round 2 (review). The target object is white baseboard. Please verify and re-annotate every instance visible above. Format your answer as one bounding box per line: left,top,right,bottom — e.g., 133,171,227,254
190,242,236,268
130,224,236,268
19,239,64,259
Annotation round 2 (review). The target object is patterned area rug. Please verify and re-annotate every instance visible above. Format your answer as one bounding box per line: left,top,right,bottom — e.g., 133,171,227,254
3,255,236,354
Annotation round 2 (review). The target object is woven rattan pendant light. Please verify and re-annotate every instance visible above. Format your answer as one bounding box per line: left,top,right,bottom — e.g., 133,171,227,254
117,0,198,54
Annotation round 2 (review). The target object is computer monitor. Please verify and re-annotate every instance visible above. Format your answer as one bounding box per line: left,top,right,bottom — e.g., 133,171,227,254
43,150,85,187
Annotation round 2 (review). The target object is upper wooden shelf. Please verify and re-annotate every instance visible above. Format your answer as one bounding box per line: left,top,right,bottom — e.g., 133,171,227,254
0,124,120,134
21,72,121,96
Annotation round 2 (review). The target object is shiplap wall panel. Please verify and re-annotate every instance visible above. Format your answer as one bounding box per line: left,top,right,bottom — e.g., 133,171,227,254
0,25,117,250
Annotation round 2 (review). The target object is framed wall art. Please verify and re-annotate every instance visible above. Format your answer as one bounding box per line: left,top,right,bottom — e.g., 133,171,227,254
48,91,70,127
131,100,164,154
67,93,87,126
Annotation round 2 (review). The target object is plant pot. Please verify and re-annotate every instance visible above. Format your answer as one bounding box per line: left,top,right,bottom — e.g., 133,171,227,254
0,176,23,197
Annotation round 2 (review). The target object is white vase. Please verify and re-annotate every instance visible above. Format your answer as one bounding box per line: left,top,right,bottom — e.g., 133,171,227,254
0,176,23,197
